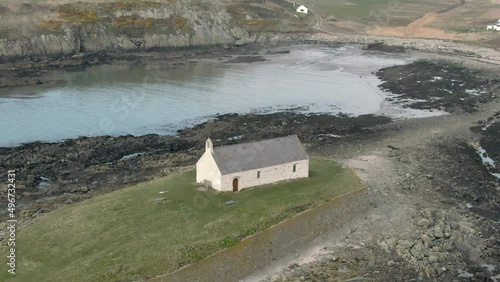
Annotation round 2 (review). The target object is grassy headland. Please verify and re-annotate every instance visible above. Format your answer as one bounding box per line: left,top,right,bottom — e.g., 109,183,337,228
0,158,363,282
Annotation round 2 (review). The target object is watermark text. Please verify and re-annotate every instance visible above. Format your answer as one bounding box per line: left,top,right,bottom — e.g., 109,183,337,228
6,170,16,275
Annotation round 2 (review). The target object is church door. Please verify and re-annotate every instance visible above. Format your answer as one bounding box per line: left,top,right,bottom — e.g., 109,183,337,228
232,178,239,192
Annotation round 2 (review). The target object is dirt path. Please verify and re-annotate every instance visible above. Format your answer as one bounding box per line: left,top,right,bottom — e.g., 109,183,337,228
309,7,323,31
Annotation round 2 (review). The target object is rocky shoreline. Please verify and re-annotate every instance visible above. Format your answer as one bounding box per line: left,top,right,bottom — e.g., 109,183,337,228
0,44,237,93
377,60,500,113
0,39,319,94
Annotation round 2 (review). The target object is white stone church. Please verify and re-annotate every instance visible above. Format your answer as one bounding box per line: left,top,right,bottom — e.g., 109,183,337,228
196,135,309,192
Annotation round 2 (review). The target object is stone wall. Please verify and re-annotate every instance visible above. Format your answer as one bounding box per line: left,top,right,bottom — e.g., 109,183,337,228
196,150,222,190
152,188,368,282
220,159,309,191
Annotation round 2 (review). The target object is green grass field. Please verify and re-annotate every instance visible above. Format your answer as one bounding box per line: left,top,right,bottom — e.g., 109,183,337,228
429,3,500,33
299,0,457,26
0,158,363,282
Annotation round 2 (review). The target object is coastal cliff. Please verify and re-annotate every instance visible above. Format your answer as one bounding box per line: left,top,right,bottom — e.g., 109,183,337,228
0,0,308,58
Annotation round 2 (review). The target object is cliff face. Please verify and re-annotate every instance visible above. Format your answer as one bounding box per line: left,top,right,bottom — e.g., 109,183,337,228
0,0,302,58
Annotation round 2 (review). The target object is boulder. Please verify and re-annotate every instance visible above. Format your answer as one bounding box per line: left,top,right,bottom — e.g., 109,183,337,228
223,200,236,206
433,226,444,238
417,218,431,227
386,238,397,247
421,234,432,245
410,244,425,260
398,239,414,250
428,255,439,263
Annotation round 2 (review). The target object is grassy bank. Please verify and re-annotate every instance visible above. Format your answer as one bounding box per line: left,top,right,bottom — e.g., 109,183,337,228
0,158,363,282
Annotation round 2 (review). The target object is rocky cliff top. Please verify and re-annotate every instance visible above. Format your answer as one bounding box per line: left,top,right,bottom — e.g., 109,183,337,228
0,0,310,58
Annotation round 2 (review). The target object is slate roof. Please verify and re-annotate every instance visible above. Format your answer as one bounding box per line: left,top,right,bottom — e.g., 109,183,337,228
212,135,308,175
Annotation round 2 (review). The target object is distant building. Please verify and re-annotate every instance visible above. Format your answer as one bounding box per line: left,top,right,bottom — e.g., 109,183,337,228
296,5,308,14
487,19,500,31
196,135,309,192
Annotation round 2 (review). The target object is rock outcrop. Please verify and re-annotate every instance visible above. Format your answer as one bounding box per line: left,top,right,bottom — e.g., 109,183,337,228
0,0,299,58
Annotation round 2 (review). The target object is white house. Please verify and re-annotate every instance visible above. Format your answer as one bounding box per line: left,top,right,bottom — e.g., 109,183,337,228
296,5,308,14
487,19,500,30
196,135,309,192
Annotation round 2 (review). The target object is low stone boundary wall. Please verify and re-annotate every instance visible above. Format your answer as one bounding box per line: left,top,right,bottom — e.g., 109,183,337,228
153,188,368,282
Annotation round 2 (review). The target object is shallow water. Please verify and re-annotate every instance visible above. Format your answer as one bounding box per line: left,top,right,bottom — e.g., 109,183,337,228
477,147,500,179
0,45,442,147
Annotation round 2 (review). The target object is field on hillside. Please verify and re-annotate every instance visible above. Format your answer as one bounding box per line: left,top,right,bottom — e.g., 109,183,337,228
429,3,500,32
0,158,363,282
301,0,499,48
299,0,459,26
